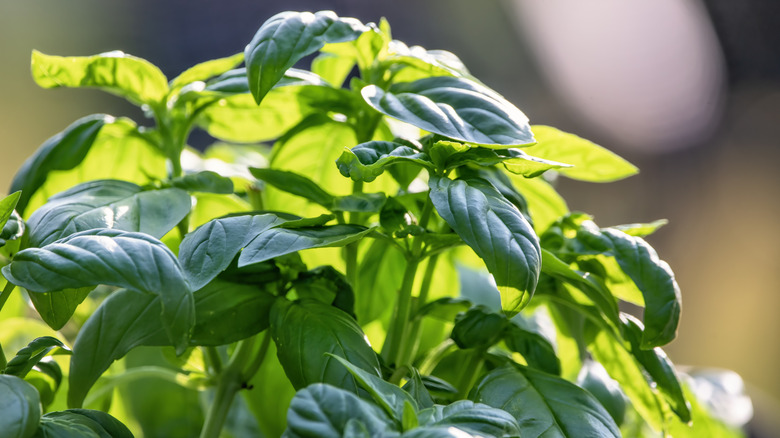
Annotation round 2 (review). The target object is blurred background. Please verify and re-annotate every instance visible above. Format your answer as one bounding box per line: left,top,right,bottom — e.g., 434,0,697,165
1,0,778,434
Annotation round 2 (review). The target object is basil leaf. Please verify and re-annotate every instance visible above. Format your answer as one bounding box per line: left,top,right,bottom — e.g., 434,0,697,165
402,369,435,410
450,307,509,349
238,224,372,267
611,219,668,238
249,168,335,207
178,213,288,290
32,50,169,107
525,125,638,182
416,400,521,437
27,180,191,247
506,174,568,234
332,193,387,213
330,354,417,423
336,141,433,183
10,114,110,215
0,211,25,248
3,229,194,354
27,288,92,331
246,11,368,104
429,176,540,313
356,239,405,324
576,360,627,426
505,312,561,376
473,365,620,437
3,336,69,379
270,298,381,391
34,409,133,438
0,374,42,438
0,192,21,231
169,52,243,90
170,171,233,194
284,383,393,438
362,77,534,147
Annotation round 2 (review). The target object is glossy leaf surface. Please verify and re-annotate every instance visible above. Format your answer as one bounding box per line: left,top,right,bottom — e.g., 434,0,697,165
3,336,68,379
416,400,521,437
3,229,194,353
246,10,368,103
336,141,433,182
0,374,41,438
32,50,169,107
473,365,620,437
362,77,534,147
270,298,381,391
27,180,191,247
429,176,540,313
33,409,133,438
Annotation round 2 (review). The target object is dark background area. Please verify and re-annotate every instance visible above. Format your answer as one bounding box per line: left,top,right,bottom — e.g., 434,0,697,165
1,1,778,435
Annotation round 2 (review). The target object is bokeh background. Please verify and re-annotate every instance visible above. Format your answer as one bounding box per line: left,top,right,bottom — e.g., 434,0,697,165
2,0,778,434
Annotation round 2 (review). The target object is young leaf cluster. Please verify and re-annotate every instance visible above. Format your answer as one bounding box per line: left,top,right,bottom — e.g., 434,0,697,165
0,10,750,438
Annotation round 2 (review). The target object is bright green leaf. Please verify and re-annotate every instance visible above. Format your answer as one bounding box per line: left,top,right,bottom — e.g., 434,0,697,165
27,287,93,330
336,141,433,182
429,176,540,313
169,52,243,90
0,192,21,231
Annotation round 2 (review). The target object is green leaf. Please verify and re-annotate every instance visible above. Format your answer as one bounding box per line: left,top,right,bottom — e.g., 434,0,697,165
27,180,191,247
0,374,42,438
385,42,471,83
0,211,25,248
329,354,417,423
3,229,194,354
4,336,69,379
27,287,92,330
284,383,394,438
33,409,133,438
362,77,534,147
585,325,664,431
10,114,110,215
576,360,627,427
473,365,621,437
332,193,387,213
0,192,21,231
506,174,568,234
32,50,169,107
525,126,638,182
578,223,681,348
450,306,508,349
249,168,335,207
428,176,540,313
621,314,690,422
611,219,668,238
190,279,277,346
294,266,355,318
270,298,381,391
312,52,355,88
245,10,368,104
402,369,435,410
336,141,433,182
416,297,472,322
170,171,233,194
356,239,405,324
416,400,521,437
169,52,243,90
505,311,561,375
238,224,372,267
178,213,288,290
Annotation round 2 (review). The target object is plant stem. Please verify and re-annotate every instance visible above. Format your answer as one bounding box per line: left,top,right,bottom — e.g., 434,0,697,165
204,347,223,376
0,342,6,372
456,349,484,399
0,281,15,314
396,254,439,367
199,370,241,438
344,179,364,292
384,259,420,378
241,332,272,381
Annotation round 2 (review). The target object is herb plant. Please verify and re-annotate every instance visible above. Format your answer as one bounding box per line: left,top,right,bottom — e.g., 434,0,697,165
0,10,750,438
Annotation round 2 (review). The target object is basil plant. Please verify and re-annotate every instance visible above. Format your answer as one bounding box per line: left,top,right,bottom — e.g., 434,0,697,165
0,10,751,438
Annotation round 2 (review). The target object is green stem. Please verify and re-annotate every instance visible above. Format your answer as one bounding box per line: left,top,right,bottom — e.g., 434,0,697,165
418,339,456,376
384,259,420,379
84,366,191,407
0,281,15,314
0,342,6,372
241,332,272,381
199,338,255,438
456,349,484,399
396,254,439,367
344,179,364,291
204,346,223,376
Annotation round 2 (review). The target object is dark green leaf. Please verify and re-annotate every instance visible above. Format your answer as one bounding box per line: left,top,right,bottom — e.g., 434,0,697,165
190,280,277,346
379,197,412,233
336,141,433,183
4,336,69,379
32,50,169,107
450,306,508,349
330,354,417,423
0,374,42,438
3,229,194,354
576,360,626,426
10,114,109,214
332,193,387,213
294,266,355,319
429,176,540,313
238,224,372,267
473,365,620,437
249,167,334,207
362,77,534,147
169,52,243,90
178,213,287,290
27,180,191,247
284,383,393,438
622,315,690,422
246,10,368,104
416,400,521,437
525,126,637,182
170,171,233,194
27,287,92,330
278,214,335,229
34,409,133,438
402,369,435,410
270,298,381,391
505,312,561,375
